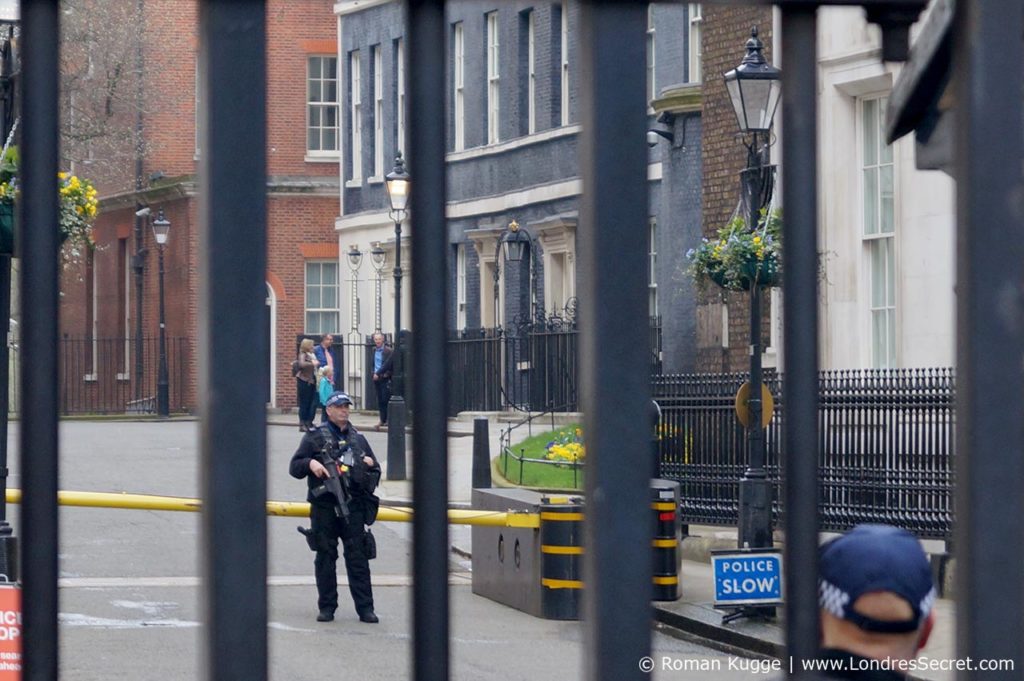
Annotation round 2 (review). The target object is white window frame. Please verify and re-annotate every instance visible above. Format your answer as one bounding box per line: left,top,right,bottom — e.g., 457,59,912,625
688,4,702,84
647,6,656,106
349,50,363,183
453,24,465,151
307,55,339,155
486,12,500,145
305,260,341,334
648,218,658,317
397,39,406,158
860,96,897,368
372,46,383,179
560,4,569,126
456,244,467,329
527,11,536,134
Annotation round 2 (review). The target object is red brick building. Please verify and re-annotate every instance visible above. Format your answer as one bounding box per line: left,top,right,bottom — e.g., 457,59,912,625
696,5,777,374
58,0,340,412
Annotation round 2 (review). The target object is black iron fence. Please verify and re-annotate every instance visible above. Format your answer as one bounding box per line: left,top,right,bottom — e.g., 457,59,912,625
13,336,192,415
655,367,955,539
445,316,662,415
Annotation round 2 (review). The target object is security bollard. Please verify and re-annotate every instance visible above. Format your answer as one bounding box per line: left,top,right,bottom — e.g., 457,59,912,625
472,417,492,489
651,480,681,601
539,496,584,620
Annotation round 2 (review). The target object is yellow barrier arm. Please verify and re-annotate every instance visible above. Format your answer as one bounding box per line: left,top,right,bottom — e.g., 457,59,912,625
5,489,539,528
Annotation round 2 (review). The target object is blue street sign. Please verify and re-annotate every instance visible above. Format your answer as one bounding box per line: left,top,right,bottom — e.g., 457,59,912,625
711,549,784,606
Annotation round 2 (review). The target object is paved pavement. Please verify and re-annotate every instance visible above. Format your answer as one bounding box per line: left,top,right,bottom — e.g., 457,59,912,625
274,409,960,681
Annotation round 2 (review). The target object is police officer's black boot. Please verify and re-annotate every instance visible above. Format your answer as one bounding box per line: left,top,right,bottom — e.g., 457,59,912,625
317,609,334,622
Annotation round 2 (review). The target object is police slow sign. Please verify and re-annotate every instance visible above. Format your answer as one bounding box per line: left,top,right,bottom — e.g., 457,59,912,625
711,549,783,607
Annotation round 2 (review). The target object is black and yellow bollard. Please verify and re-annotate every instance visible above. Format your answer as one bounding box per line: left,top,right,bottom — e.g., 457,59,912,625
651,481,681,601
539,496,584,620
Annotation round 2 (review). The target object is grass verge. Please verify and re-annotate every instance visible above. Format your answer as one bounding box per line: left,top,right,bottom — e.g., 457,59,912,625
494,423,584,489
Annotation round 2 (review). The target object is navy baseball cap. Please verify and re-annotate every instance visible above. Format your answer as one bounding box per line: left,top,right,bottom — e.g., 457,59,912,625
324,391,353,408
819,524,936,634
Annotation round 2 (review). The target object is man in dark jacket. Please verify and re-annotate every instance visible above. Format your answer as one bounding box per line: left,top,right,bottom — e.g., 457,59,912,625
810,524,936,679
290,391,382,624
371,332,393,430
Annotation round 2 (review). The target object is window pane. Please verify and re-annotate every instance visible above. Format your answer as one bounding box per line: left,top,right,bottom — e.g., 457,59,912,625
325,57,337,79
310,107,321,127
326,81,337,102
309,57,321,79
872,310,885,367
323,286,337,308
880,165,894,235
306,312,316,333
309,80,321,103
863,100,878,165
885,238,895,306
324,106,337,126
308,129,319,151
871,241,885,308
307,287,322,308
863,167,878,235
886,309,896,364
323,263,338,282
323,129,337,151
307,263,321,285
879,98,892,164
325,313,339,333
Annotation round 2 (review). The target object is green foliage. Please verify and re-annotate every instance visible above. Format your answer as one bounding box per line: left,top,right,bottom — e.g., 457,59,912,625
687,208,782,291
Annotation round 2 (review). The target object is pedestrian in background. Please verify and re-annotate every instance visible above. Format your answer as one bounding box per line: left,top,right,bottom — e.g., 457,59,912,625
313,333,335,389
371,332,393,431
295,338,319,432
289,391,381,624
317,365,334,424
811,524,936,679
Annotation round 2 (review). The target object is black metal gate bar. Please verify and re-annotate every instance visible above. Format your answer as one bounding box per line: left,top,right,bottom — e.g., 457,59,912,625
406,1,450,680
779,7,822,676
578,3,652,680
952,3,1024,677
198,2,269,680
20,2,61,678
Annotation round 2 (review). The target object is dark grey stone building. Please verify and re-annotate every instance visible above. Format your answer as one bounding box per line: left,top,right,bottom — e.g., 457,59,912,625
334,0,704,373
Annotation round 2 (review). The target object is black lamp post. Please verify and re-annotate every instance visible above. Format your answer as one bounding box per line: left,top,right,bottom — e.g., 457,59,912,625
725,27,781,553
152,210,171,417
492,219,537,330
384,153,409,480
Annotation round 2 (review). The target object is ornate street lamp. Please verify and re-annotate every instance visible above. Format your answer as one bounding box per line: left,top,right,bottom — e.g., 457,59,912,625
347,244,362,333
726,27,780,559
370,242,386,333
384,153,409,480
152,209,171,418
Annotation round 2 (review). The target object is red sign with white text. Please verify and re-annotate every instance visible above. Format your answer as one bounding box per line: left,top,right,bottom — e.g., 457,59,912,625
0,585,21,679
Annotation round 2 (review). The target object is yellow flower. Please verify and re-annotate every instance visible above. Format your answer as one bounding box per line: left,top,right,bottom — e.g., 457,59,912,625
756,249,764,259
57,171,68,180
753,236,761,244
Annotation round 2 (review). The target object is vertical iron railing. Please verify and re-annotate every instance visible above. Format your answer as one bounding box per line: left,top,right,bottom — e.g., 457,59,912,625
578,3,651,680
655,368,954,538
407,2,450,681
20,2,61,678
779,7,821,672
198,2,268,681
953,2,1024,675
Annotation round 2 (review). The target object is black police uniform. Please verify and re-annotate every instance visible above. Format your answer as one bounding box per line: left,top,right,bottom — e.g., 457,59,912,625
289,421,381,620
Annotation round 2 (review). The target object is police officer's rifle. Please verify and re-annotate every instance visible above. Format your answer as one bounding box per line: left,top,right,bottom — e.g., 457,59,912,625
310,429,356,522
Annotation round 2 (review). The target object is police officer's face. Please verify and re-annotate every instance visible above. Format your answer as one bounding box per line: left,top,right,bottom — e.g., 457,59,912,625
326,402,350,428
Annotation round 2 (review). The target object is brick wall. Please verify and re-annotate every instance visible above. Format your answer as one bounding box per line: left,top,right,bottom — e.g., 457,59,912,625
698,6,773,373
60,0,341,412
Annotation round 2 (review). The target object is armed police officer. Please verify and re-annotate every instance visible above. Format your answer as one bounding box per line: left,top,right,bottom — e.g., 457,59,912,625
290,391,382,624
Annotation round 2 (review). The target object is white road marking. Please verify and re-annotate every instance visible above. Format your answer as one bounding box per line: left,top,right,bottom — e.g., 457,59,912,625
58,572,472,589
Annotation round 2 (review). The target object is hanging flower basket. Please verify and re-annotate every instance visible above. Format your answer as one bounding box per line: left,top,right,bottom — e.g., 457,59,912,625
687,208,782,292
0,146,99,258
